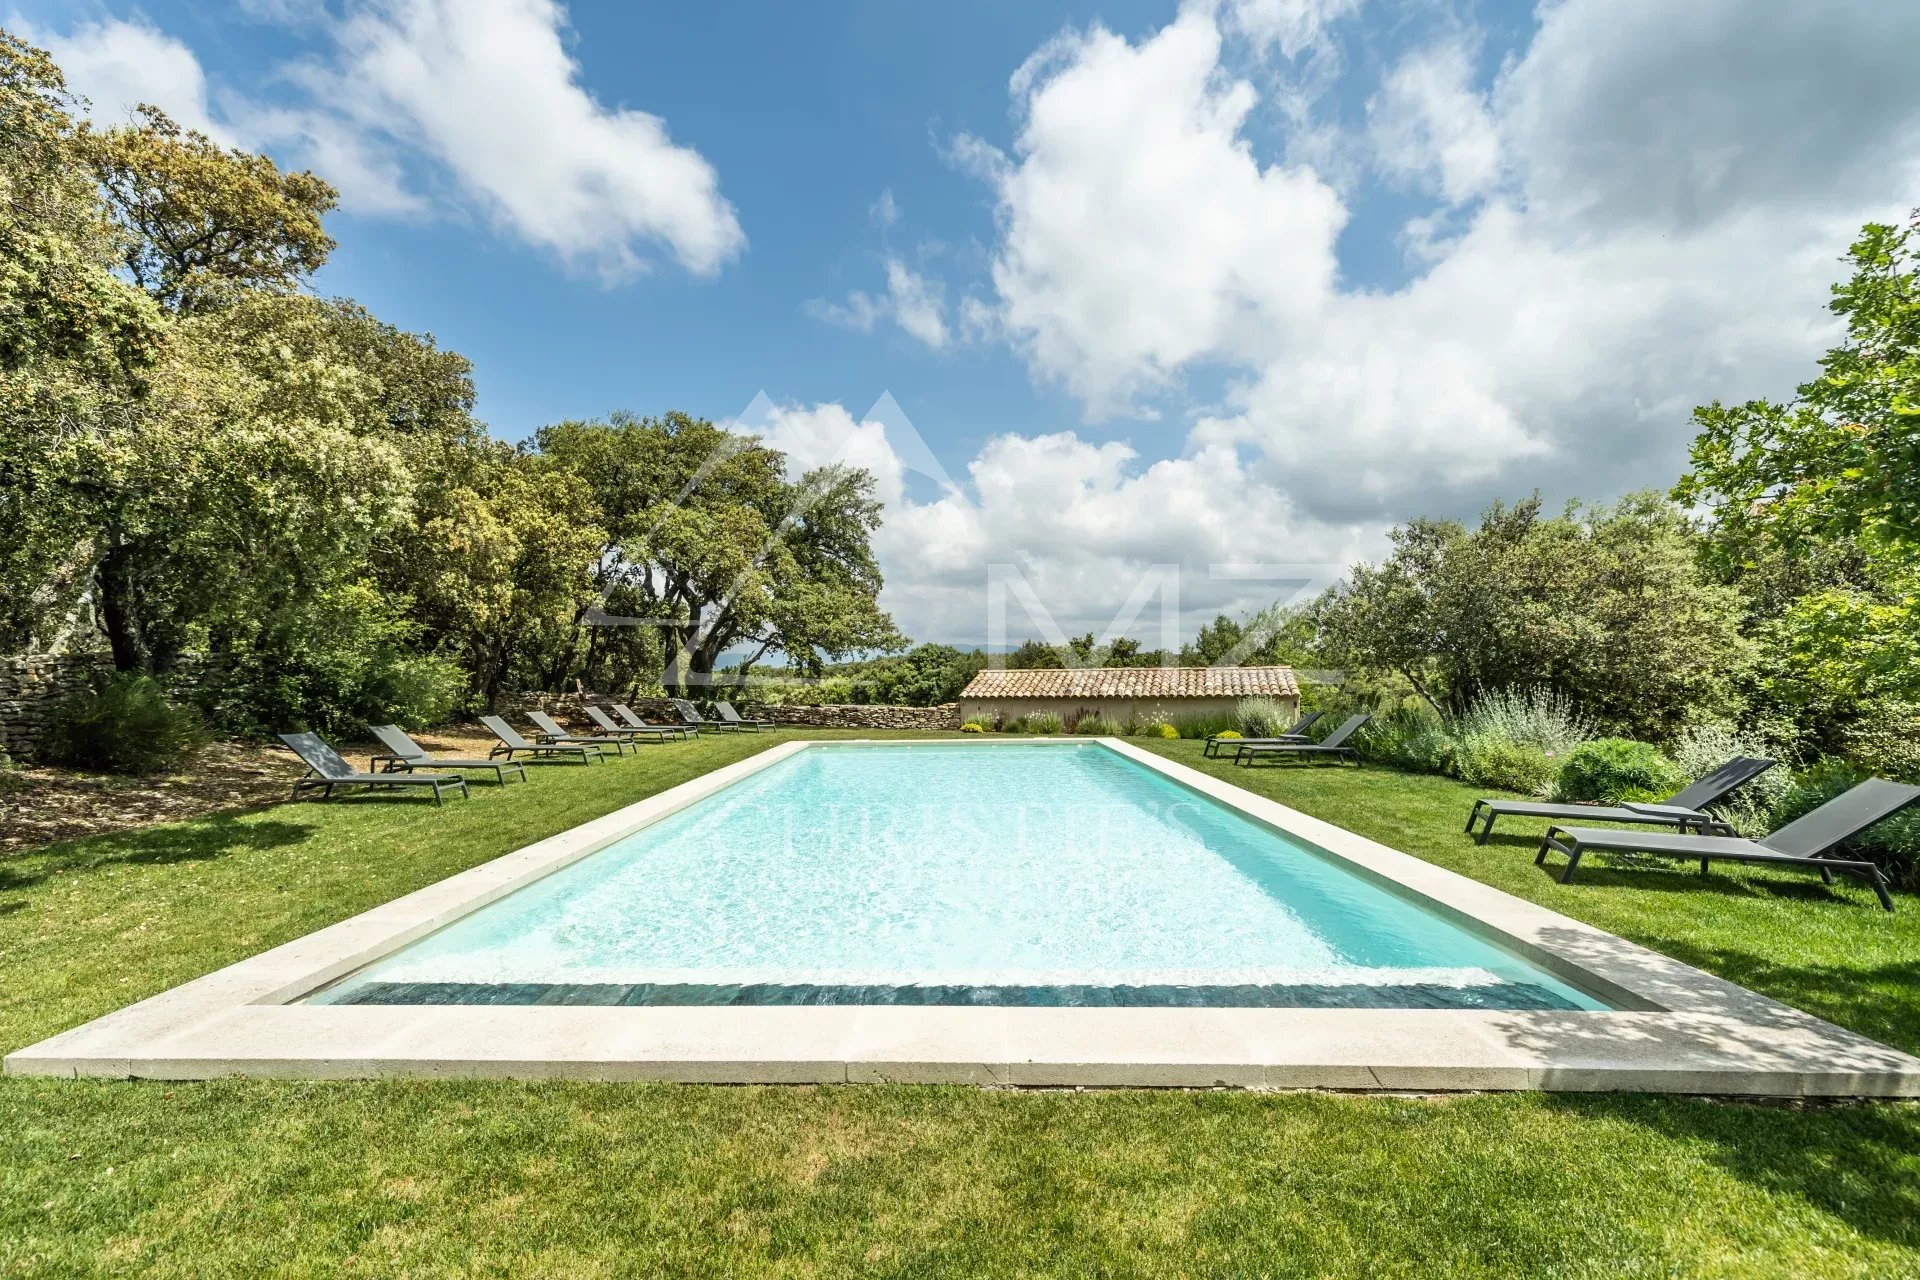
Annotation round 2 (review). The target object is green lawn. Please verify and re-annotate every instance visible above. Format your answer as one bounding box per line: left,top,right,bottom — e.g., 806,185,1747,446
4,732,1919,1277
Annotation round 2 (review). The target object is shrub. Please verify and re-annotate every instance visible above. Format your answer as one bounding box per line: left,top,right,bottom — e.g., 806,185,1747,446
1076,715,1122,736
1772,759,1920,889
1166,711,1239,739
1157,722,1181,740
1214,729,1242,740
1024,712,1063,735
1554,738,1688,804
47,673,207,775
960,721,985,733
1672,721,1793,836
1454,738,1558,796
358,652,468,729
1840,702,1920,782
1236,697,1295,738
1354,703,1456,774
1456,688,1595,757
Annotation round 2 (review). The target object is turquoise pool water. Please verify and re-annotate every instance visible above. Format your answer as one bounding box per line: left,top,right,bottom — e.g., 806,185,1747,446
312,743,1607,1010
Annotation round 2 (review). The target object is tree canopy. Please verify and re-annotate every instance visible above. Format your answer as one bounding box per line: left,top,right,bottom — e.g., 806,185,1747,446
1315,493,1751,739
0,29,903,731
1678,213,1920,738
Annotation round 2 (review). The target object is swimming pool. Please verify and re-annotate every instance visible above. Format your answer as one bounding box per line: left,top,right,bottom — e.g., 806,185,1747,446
312,742,1607,1011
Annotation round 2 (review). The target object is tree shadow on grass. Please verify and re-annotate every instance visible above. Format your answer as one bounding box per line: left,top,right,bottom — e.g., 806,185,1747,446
0,814,316,895
1545,1093,1920,1250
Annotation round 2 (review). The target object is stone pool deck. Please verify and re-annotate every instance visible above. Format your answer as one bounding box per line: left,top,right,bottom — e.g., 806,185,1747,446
10,738,1920,1095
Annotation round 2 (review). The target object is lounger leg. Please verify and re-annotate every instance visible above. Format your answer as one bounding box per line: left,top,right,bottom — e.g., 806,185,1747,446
1870,872,1895,912
1465,801,1483,834
1557,848,1582,884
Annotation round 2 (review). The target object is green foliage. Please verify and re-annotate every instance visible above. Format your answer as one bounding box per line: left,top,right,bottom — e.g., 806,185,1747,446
46,672,205,774
1213,729,1242,740
805,643,986,706
1003,633,1169,669
1455,688,1595,758
198,581,462,735
1165,711,1240,739
1772,759,1920,889
1316,494,1750,738
1354,703,1456,773
1156,721,1181,740
1179,603,1322,667
1235,696,1295,738
1680,212,1920,744
1671,721,1793,836
1554,739,1688,804
1839,703,1920,782
84,105,337,312
1453,738,1558,796
960,721,985,733
1023,712,1063,735
1075,715,1122,736
535,412,903,691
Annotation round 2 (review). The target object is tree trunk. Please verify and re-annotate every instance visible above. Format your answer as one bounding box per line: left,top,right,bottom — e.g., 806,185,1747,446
96,535,151,674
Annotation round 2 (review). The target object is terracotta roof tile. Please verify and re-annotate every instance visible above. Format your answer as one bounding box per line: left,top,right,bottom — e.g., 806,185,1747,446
960,665,1298,700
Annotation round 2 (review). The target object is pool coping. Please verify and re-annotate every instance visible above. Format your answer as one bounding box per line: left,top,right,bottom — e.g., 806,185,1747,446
9,737,1918,1095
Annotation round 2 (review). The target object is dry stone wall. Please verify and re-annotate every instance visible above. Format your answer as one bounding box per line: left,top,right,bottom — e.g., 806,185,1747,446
497,691,959,732
0,653,224,761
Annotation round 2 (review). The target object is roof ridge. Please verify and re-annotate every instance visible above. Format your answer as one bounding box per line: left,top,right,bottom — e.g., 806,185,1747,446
958,665,1298,700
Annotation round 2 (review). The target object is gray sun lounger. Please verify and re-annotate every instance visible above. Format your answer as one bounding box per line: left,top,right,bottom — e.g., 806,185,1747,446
369,724,527,785
715,701,776,731
613,703,698,736
527,710,637,756
1537,777,1920,912
1204,711,1323,759
1466,755,1777,844
480,715,604,764
1233,713,1370,766
672,697,738,731
585,705,693,742
280,731,469,805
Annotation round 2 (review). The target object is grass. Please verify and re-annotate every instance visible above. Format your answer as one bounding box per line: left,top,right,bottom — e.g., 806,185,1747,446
3,732,1919,1276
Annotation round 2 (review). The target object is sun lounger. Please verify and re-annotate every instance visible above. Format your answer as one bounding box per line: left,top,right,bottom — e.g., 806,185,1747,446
584,705,692,741
527,710,637,756
1233,714,1370,766
1466,755,1776,844
715,701,775,731
671,698,737,731
612,703,697,736
280,731,469,804
367,724,528,785
1536,778,1920,912
1204,711,1323,759
480,715,605,764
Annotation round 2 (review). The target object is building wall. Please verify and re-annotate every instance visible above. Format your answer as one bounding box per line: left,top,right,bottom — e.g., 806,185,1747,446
957,694,1295,727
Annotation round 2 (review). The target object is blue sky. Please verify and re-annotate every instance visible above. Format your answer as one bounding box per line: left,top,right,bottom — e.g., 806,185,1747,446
14,0,1919,645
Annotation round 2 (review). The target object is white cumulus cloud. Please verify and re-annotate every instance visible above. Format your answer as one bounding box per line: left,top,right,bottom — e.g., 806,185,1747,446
962,0,1920,527
25,2,745,280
